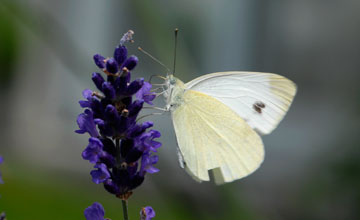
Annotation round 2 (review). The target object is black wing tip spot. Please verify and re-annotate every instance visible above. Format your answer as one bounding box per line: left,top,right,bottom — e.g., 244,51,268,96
253,101,266,114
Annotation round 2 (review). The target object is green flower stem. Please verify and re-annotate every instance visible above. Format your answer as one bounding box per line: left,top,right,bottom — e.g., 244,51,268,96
122,200,129,220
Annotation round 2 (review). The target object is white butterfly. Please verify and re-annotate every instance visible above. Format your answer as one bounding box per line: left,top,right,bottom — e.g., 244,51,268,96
161,71,297,184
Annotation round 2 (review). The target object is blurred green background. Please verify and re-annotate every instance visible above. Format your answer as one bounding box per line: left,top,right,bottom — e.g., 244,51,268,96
1,0,360,219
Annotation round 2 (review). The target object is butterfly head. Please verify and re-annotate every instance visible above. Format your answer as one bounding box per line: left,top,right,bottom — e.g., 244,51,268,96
163,74,185,111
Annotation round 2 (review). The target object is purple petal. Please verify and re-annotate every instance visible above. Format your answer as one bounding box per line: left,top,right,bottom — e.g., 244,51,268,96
149,130,161,138
79,89,94,108
94,119,104,125
82,89,93,99
140,152,159,176
91,163,110,184
136,82,156,105
79,100,90,108
82,137,103,164
75,109,99,137
84,202,105,220
138,129,162,152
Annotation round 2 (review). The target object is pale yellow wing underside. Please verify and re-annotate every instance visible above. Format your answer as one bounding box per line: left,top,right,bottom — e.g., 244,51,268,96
172,90,264,184
186,72,297,135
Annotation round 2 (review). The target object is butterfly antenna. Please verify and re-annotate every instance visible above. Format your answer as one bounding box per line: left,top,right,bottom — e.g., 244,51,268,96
173,28,179,76
138,47,171,74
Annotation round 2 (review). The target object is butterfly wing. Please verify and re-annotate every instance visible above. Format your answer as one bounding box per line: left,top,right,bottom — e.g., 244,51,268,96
185,72,297,135
172,90,264,184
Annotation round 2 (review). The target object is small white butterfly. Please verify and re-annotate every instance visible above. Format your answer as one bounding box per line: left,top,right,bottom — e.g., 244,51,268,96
140,29,296,184
161,71,296,184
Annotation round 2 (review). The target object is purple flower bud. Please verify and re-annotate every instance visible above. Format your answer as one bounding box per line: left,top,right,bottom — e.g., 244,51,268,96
128,100,144,119
102,82,115,99
98,121,114,137
104,104,118,122
92,73,105,91
91,163,110,184
130,174,144,189
120,139,134,158
101,138,116,157
115,116,130,134
126,148,143,163
127,162,138,176
99,152,116,168
121,56,138,71
140,206,156,220
84,202,105,220
121,96,133,107
90,99,103,119
114,46,127,65
93,54,106,69
104,179,120,195
112,168,130,187
105,58,119,74
127,78,144,96
114,75,128,95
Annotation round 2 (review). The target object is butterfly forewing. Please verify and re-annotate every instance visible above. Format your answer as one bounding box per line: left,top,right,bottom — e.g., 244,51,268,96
185,72,297,135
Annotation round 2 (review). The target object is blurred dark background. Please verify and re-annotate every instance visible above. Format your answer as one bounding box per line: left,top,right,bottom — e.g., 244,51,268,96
0,0,360,219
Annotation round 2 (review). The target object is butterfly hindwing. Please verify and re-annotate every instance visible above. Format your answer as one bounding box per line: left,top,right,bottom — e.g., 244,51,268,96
171,90,264,184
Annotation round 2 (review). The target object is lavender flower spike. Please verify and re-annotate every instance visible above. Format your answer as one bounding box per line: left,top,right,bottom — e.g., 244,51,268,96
76,30,161,202
140,206,155,220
